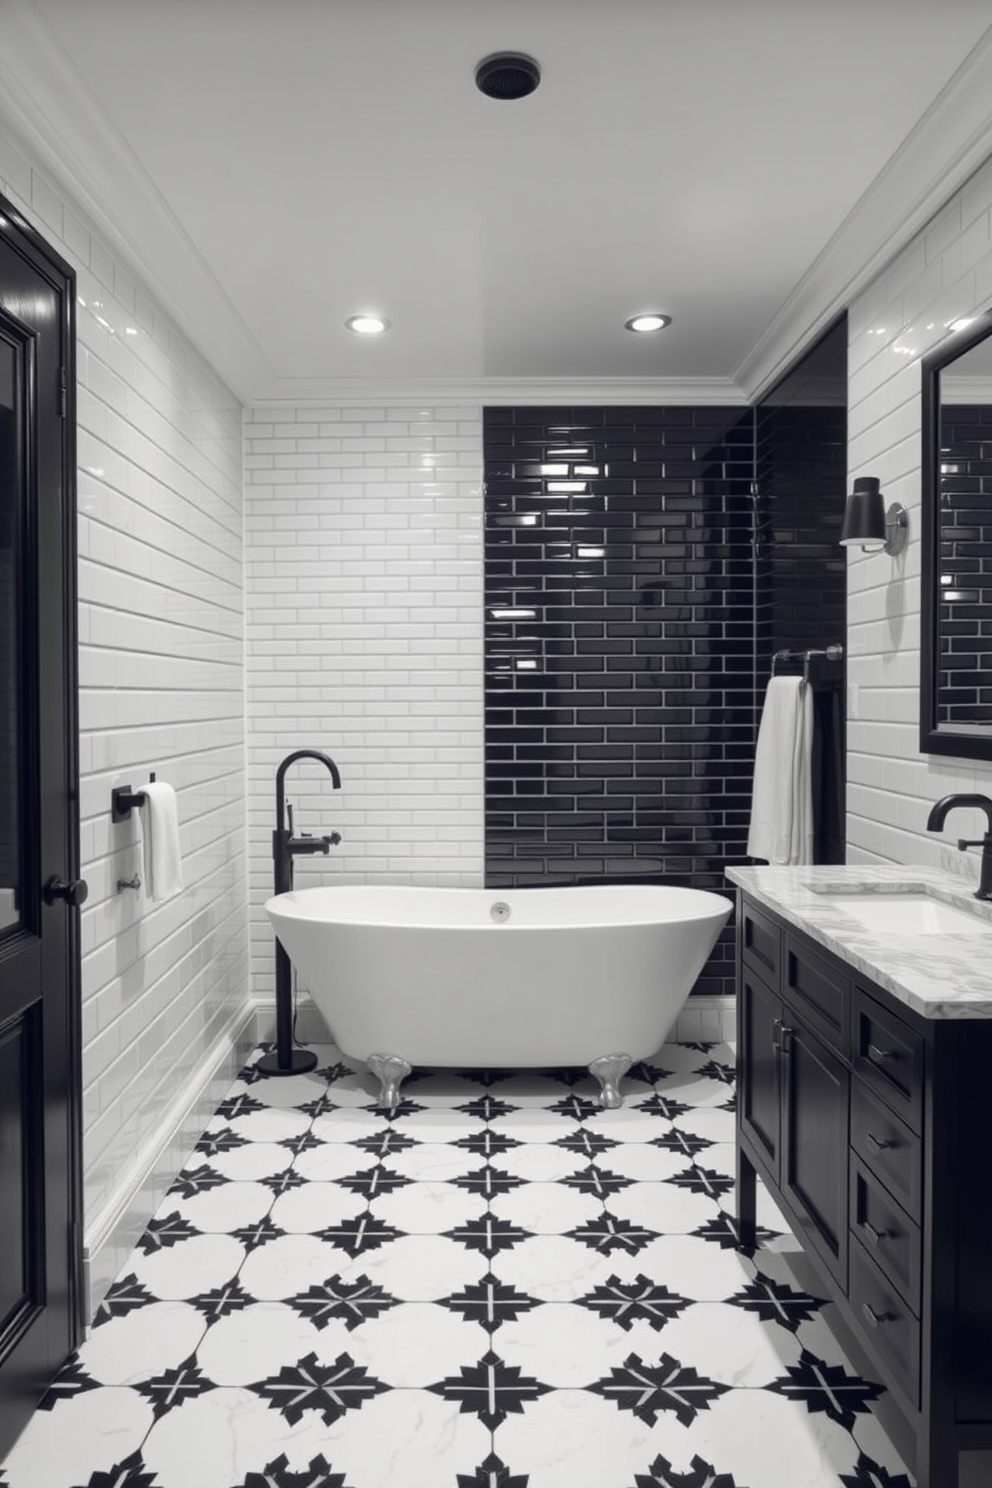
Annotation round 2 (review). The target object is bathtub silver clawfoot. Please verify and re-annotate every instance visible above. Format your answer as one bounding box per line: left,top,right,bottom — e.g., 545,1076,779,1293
367,1053,412,1111
589,1053,632,1109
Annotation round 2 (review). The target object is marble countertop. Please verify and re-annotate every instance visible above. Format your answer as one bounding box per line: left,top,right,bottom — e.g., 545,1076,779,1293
725,863,992,1019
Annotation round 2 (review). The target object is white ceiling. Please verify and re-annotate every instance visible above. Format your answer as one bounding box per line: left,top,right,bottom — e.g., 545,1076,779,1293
3,0,992,404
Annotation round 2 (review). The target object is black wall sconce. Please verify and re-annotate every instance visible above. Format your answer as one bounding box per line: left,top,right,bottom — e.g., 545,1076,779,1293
839,476,908,555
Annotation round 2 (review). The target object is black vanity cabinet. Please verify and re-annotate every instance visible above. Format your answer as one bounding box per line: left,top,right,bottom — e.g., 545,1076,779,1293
736,892,992,1488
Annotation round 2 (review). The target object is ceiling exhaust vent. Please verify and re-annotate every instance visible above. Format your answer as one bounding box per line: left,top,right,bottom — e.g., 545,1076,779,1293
475,53,541,101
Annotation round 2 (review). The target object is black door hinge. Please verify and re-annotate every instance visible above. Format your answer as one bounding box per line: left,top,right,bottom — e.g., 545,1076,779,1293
59,366,67,419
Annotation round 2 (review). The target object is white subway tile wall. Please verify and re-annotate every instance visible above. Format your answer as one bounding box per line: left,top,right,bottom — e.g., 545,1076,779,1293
0,126,250,1301
244,406,485,1010
847,151,992,870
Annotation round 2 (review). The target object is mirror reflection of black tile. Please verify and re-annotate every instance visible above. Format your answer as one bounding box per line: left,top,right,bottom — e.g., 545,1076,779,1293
0,1039,917,1488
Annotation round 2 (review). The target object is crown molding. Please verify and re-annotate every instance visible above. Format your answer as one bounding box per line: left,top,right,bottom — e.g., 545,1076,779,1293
736,25,992,403
0,0,273,404
249,375,746,409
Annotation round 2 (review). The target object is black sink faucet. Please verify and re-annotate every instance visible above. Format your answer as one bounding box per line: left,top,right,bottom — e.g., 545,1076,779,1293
925,793,992,901
274,748,342,896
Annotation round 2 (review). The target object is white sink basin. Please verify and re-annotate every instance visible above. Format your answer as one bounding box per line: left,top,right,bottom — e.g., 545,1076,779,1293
828,893,992,936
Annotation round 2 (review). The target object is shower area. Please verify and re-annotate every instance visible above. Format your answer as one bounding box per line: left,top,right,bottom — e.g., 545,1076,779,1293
482,319,848,996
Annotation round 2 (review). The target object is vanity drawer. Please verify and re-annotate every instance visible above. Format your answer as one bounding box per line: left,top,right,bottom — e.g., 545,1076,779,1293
783,933,850,1057
850,1079,922,1220
849,1236,920,1408
853,987,924,1134
741,901,781,984
850,1156,921,1314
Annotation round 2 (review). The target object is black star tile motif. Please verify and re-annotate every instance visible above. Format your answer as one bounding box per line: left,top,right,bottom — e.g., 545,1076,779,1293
250,1351,388,1426
288,1275,399,1331
428,1348,551,1430
443,1214,532,1258
440,1272,541,1333
135,1356,212,1419
195,1125,249,1156
548,1093,601,1121
234,1062,268,1086
589,1351,730,1427
667,1166,734,1201
554,1129,618,1158
37,1357,100,1409
679,1041,718,1055
696,1058,735,1086
317,1214,403,1257
456,1067,513,1086
628,1061,672,1084
167,1164,230,1201
541,1065,589,1088
136,1212,200,1253
190,1277,254,1322
560,1165,632,1198
635,1092,692,1121
839,1455,914,1488
94,1273,155,1323
693,1213,777,1250
213,1091,266,1121
338,1165,411,1200
81,1451,158,1488
455,1093,519,1121
232,1215,284,1252
457,1452,529,1487
353,1128,419,1158
239,1454,351,1488
631,1450,743,1487
567,1214,660,1256
452,1166,525,1199
728,1273,823,1333
577,1274,691,1332
380,1097,429,1120
650,1128,713,1159
260,1167,308,1196
766,1348,883,1430
299,1092,340,1119
317,1060,358,1083
279,1129,324,1157
454,1129,522,1159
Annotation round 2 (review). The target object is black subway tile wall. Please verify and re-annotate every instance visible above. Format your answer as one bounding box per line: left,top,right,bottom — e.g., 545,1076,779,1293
483,406,756,998
936,404,992,726
754,317,848,864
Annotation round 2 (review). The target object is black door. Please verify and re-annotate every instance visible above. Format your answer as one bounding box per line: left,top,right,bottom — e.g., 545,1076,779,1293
0,197,83,1458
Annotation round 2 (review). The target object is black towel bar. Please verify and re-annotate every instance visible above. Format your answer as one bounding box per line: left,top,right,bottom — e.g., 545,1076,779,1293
111,772,156,823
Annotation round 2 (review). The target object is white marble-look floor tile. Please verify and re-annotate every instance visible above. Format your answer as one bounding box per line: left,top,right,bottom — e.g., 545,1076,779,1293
310,1107,391,1143
195,1303,324,1386
165,1180,273,1233
130,1234,246,1301
204,1141,300,1182
139,1385,303,1488
496,1142,588,1182
76,1301,206,1385
0,1388,154,1488
270,1181,368,1233
386,1141,488,1181
368,1180,484,1234
489,1181,602,1234
606,1178,720,1235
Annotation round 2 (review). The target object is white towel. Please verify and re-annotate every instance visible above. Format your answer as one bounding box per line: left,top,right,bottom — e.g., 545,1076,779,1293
747,676,814,866
136,781,184,902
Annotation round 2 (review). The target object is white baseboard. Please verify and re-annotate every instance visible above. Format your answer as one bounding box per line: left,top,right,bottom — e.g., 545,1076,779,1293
83,1002,259,1326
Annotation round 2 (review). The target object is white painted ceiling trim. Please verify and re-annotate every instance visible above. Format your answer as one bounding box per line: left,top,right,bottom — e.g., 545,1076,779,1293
0,0,273,403
252,376,746,409
736,26,992,402
2,0,992,409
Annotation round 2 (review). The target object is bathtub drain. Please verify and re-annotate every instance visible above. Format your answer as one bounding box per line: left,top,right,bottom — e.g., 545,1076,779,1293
490,901,511,923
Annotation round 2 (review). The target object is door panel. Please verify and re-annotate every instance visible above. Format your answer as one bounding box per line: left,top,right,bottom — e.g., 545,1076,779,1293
739,965,782,1177
781,1020,850,1287
0,199,82,1460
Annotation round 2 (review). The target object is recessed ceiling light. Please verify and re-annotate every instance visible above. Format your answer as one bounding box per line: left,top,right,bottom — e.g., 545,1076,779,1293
625,313,672,333
345,314,390,335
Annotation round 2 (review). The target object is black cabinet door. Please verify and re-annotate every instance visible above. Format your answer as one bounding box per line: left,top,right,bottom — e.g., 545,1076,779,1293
0,202,82,1458
739,965,782,1179
781,1019,850,1287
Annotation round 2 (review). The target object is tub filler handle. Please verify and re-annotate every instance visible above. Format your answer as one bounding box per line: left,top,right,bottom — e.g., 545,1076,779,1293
589,1053,633,1110
367,1053,413,1112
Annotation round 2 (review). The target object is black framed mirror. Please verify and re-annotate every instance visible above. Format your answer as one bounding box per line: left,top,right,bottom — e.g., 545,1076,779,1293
920,308,992,759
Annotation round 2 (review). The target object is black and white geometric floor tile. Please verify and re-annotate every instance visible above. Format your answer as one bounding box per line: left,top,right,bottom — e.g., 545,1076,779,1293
0,1040,918,1488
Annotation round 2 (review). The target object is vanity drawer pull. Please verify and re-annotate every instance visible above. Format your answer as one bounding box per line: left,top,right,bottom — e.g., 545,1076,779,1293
861,1219,888,1247
862,1301,890,1330
864,1132,893,1154
868,1043,894,1065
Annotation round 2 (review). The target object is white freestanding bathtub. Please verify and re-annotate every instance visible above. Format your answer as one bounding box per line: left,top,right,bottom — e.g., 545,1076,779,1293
264,883,731,1108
